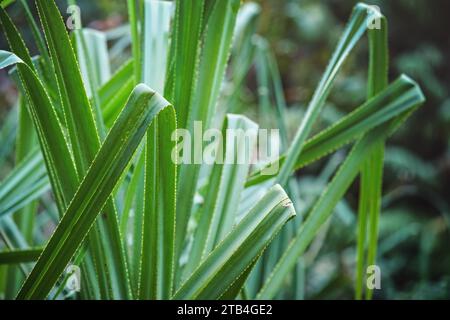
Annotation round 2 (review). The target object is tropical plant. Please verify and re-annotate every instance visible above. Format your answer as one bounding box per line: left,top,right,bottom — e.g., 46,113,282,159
0,0,424,300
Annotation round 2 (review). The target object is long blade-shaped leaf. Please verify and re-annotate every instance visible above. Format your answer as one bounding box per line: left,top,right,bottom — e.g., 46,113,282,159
182,114,259,281
0,16,78,213
166,0,206,270
35,0,131,298
35,0,101,174
164,0,204,128
276,3,379,186
247,75,425,186
173,0,241,285
356,12,388,300
256,80,425,299
173,184,296,300
16,84,175,299
135,0,176,300
74,28,111,138
138,99,177,300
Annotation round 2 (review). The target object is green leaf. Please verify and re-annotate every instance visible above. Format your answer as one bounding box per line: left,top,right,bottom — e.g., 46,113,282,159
76,28,111,92
182,114,259,281
247,75,425,187
167,0,206,267
0,0,14,9
14,94,38,242
253,37,309,299
35,0,102,175
35,0,131,298
74,28,111,138
173,0,241,285
0,105,17,168
127,0,141,82
16,84,175,299
0,248,43,265
17,0,53,78
138,99,177,300
173,184,296,300
0,149,48,218
99,59,135,127
256,81,425,300
356,11,388,300
275,3,379,186
134,0,177,300
254,37,288,148
256,128,386,299
0,8,79,211
0,0,428,301
164,0,205,128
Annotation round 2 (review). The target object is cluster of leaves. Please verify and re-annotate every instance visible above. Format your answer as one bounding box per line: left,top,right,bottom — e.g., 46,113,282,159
0,0,426,300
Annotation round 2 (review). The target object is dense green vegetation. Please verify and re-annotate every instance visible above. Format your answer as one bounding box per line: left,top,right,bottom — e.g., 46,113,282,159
0,0,446,300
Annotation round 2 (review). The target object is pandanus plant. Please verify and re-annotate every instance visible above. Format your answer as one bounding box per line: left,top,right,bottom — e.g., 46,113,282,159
0,0,424,300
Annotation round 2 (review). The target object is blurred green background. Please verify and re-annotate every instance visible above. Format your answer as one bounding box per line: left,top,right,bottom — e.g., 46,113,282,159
1,0,449,299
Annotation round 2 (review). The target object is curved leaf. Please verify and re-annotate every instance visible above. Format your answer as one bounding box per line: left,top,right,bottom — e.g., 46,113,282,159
16,84,175,299
173,184,296,300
